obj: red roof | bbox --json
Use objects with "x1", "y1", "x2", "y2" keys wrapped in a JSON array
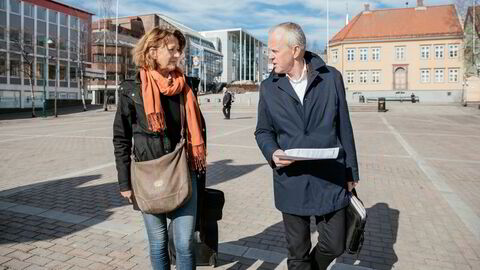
[{"x1": 330, "y1": 5, "x2": 463, "y2": 44}]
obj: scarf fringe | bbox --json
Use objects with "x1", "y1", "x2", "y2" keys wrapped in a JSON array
[
  {"x1": 147, "y1": 112, "x2": 166, "y2": 132},
  {"x1": 189, "y1": 144, "x2": 206, "y2": 171}
]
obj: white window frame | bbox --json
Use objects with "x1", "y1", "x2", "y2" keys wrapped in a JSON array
[
  {"x1": 346, "y1": 71, "x2": 355, "y2": 84},
  {"x1": 434, "y1": 45, "x2": 444, "y2": 59},
  {"x1": 395, "y1": 46, "x2": 406, "y2": 61},
  {"x1": 420, "y1": 45, "x2": 430, "y2": 60},
  {"x1": 371, "y1": 47, "x2": 380, "y2": 61},
  {"x1": 448, "y1": 68, "x2": 459, "y2": 82},
  {"x1": 448, "y1": 44, "x2": 459, "y2": 58},
  {"x1": 359, "y1": 48, "x2": 368, "y2": 61},
  {"x1": 371, "y1": 70, "x2": 380, "y2": 84},
  {"x1": 331, "y1": 49, "x2": 338, "y2": 63},
  {"x1": 359, "y1": 70, "x2": 368, "y2": 84},
  {"x1": 420, "y1": 69, "x2": 430, "y2": 83},
  {"x1": 434, "y1": 68, "x2": 444, "y2": 83},
  {"x1": 347, "y1": 48, "x2": 355, "y2": 62}
]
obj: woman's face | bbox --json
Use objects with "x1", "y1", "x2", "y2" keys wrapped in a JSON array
[{"x1": 150, "y1": 36, "x2": 181, "y2": 73}]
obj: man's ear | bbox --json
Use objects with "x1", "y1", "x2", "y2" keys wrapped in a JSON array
[{"x1": 292, "y1": 45, "x2": 302, "y2": 59}]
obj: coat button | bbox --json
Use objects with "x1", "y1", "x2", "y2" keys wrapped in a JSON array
[{"x1": 304, "y1": 130, "x2": 309, "y2": 135}]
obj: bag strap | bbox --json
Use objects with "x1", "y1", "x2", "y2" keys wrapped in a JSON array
[{"x1": 179, "y1": 93, "x2": 186, "y2": 139}]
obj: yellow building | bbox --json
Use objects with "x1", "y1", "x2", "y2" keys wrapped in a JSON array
[{"x1": 328, "y1": 1, "x2": 464, "y2": 103}]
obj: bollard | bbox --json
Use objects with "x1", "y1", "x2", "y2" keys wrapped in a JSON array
[{"x1": 378, "y1": 97, "x2": 386, "y2": 112}]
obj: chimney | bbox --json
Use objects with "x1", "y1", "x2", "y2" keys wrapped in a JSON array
[
  {"x1": 415, "y1": 0, "x2": 426, "y2": 10},
  {"x1": 363, "y1": 3, "x2": 371, "y2": 14}
]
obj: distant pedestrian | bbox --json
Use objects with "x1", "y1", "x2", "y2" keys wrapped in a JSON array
[
  {"x1": 222, "y1": 88, "x2": 233, "y2": 119},
  {"x1": 410, "y1": 93, "x2": 416, "y2": 103}
]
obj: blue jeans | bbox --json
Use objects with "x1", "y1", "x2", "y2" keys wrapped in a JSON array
[{"x1": 142, "y1": 172, "x2": 197, "y2": 270}]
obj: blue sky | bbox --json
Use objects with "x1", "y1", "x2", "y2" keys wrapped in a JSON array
[{"x1": 63, "y1": 0, "x2": 455, "y2": 48}]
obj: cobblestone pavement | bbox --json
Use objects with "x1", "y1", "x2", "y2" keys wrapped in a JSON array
[{"x1": 1, "y1": 102, "x2": 480, "y2": 270}]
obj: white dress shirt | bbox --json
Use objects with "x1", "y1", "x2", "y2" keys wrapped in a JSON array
[{"x1": 287, "y1": 60, "x2": 308, "y2": 105}]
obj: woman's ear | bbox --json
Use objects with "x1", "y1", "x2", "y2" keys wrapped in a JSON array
[{"x1": 148, "y1": 47, "x2": 157, "y2": 59}]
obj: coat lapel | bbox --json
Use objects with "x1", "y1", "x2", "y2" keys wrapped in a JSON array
[{"x1": 276, "y1": 76, "x2": 301, "y2": 104}]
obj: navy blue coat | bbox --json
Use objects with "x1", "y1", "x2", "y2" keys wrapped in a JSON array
[{"x1": 255, "y1": 51, "x2": 359, "y2": 216}]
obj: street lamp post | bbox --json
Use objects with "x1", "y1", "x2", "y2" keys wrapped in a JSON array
[{"x1": 43, "y1": 38, "x2": 48, "y2": 118}]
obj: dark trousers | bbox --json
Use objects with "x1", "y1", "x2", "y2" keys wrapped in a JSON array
[
  {"x1": 222, "y1": 105, "x2": 231, "y2": 119},
  {"x1": 282, "y1": 208, "x2": 346, "y2": 270}
]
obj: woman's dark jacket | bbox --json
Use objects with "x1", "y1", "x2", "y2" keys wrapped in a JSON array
[{"x1": 113, "y1": 75, "x2": 206, "y2": 193}]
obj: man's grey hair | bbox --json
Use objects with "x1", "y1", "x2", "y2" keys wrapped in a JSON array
[{"x1": 269, "y1": 22, "x2": 306, "y2": 50}]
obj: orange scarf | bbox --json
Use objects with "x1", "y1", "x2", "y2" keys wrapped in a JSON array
[{"x1": 140, "y1": 68, "x2": 206, "y2": 171}]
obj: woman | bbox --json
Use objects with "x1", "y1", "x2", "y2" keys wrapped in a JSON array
[{"x1": 113, "y1": 27, "x2": 206, "y2": 270}]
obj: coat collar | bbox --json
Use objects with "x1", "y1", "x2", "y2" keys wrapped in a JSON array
[{"x1": 271, "y1": 51, "x2": 326, "y2": 103}]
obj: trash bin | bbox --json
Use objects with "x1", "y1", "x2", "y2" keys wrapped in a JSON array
[
  {"x1": 359, "y1": 95, "x2": 365, "y2": 103},
  {"x1": 378, "y1": 97, "x2": 386, "y2": 112}
]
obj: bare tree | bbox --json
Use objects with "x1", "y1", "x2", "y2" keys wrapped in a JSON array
[
  {"x1": 9, "y1": 30, "x2": 37, "y2": 117},
  {"x1": 98, "y1": 0, "x2": 115, "y2": 111}
]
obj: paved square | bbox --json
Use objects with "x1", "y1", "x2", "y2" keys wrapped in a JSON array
[{"x1": 1, "y1": 102, "x2": 479, "y2": 269}]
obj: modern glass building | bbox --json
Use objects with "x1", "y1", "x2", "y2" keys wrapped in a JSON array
[
  {"x1": 0, "y1": 0, "x2": 93, "y2": 109},
  {"x1": 111, "y1": 14, "x2": 223, "y2": 92},
  {"x1": 200, "y1": 29, "x2": 268, "y2": 83}
]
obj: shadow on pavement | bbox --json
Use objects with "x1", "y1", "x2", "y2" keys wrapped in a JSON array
[
  {"x1": 0, "y1": 174, "x2": 129, "y2": 244},
  {"x1": 0, "y1": 105, "x2": 104, "y2": 121},
  {"x1": 218, "y1": 203, "x2": 399, "y2": 270},
  {"x1": 206, "y1": 159, "x2": 265, "y2": 187}
]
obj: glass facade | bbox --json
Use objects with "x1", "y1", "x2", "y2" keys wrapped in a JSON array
[
  {"x1": 0, "y1": 0, "x2": 92, "y2": 108},
  {"x1": 184, "y1": 35, "x2": 223, "y2": 92}
]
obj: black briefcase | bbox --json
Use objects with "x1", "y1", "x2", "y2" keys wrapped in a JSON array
[{"x1": 345, "y1": 189, "x2": 367, "y2": 255}]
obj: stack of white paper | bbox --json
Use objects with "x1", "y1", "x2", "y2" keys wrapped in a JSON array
[{"x1": 275, "y1": 147, "x2": 340, "y2": 160}]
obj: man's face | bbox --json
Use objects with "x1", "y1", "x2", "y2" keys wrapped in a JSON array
[{"x1": 268, "y1": 29, "x2": 295, "y2": 74}]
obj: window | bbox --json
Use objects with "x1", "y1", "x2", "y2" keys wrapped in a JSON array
[
  {"x1": 37, "y1": 34, "x2": 46, "y2": 47},
  {"x1": 360, "y1": 48, "x2": 368, "y2": 61},
  {"x1": 59, "y1": 64, "x2": 66, "y2": 81},
  {"x1": 331, "y1": 49, "x2": 338, "y2": 63},
  {"x1": 359, "y1": 70, "x2": 368, "y2": 84},
  {"x1": 36, "y1": 59, "x2": 45, "y2": 79},
  {"x1": 0, "y1": 26, "x2": 4, "y2": 40},
  {"x1": 420, "y1": 45, "x2": 430, "y2": 60},
  {"x1": 395, "y1": 46, "x2": 405, "y2": 60},
  {"x1": 346, "y1": 71, "x2": 355, "y2": 84},
  {"x1": 49, "y1": 10, "x2": 57, "y2": 24},
  {"x1": 420, "y1": 69, "x2": 430, "y2": 83},
  {"x1": 372, "y1": 47, "x2": 380, "y2": 61},
  {"x1": 0, "y1": 0, "x2": 5, "y2": 10},
  {"x1": 37, "y1": 7, "x2": 46, "y2": 21},
  {"x1": 9, "y1": 55, "x2": 21, "y2": 77},
  {"x1": 23, "y1": 2, "x2": 33, "y2": 17},
  {"x1": 435, "y1": 45, "x2": 444, "y2": 59},
  {"x1": 371, "y1": 70, "x2": 380, "y2": 84},
  {"x1": 9, "y1": 0, "x2": 20, "y2": 14},
  {"x1": 24, "y1": 31, "x2": 33, "y2": 45},
  {"x1": 0, "y1": 52, "x2": 6, "y2": 76},
  {"x1": 448, "y1": 68, "x2": 459, "y2": 82},
  {"x1": 434, "y1": 68, "x2": 444, "y2": 82},
  {"x1": 347, "y1": 48, "x2": 355, "y2": 61},
  {"x1": 9, "y1": 28, "x2": 19, "y2": 42},
  {"x1": 60, "y1": 13, "x2": 67, "y2": 26},
  {"x1": 48, "y1": 64, "x2": 56, "y2": 80},
  {"x1": 70, "y1": 67, "x2": 77, "y2": 82},
  {"x1": 70, "y1": 16, "x2": 78, "y2": 29},
  {"x1": 448, "y1": 44, "x2": 459, "y2": 58}
]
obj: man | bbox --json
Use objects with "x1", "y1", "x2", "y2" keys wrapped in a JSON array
[
  {"x1": 255, "y1": 22, "x2": 359, "y2": 270},
  {"x1": 222, "y1": 88, "x2": 233, "y2": 119}
]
